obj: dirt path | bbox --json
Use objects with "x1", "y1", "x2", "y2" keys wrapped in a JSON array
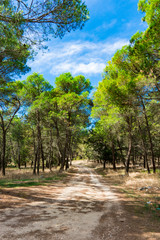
[{"x1": 0, "y1": 161, "x2": 159, "y2": 240}]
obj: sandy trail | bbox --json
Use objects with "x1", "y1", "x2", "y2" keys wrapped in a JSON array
[{"x1": 0, "y1": 161, "x2": 157, "y2": 240}]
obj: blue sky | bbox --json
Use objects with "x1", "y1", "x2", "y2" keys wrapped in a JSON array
[{"x1": 22, "y1": 0, "x2": 148, "y2": 88}]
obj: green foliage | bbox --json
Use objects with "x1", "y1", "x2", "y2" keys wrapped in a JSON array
[
  {"x1": 55, "y1": 73, "x2": 92, "y2": 94},
  {"x1": 21, "y1": 73, "x2": 53, "y2": 105},
  {"x1": 1, "y1": 0, "x2": 160, "y2": 177},
  {"x1": 0, "y1": 0, "x2": 89, "y2": 42},
  {"x1": 0, "y1": 0, "x2": 90, "y2": 175},
  {"x1": 0, "y1": 81, "x2": 21, "y2": 128},
  {"x1": 0, "y1": 1, "x2": 31, "y2": 82},
  {"x1": 87, "y1": 126, "x2": 113, "y2": 163},
  {"x1": 0, "y1": 0, "x2": 89, "y2": 85},
  {"x1": 138, "y1": 0, "x2": 160, "y2": 26},
  {"x1": 90, "y1": 0, "x2": 160, "y2": 173}
]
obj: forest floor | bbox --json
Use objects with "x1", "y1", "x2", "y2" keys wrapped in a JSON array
[{"x1": 0, "y1": 160, "x2": 160, "y2": 240}]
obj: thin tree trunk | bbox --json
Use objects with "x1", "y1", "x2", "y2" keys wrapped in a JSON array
[
  {"x1": 117, "y1": 139, "x2": 126, "y2": 167},
  {"x1": 49, "y1": 129, "x2": 53, "y2": 171},
  {"x1": 36, "y1": 111, "x2": 41, "y2": 175},
  {"x1": 125, "y1": 117, "x2": 132, "y2": 175},
  {"x1": 32, "y1": 128, "x2": 36, "y2": 170},
  {"x1": 59, "y1": 130, "x2": 69, "y2": 171},
  {"x1": 158, "y1": 156, "x2": 160, "y2": 169},
  {"x1": 18, "y1": 142, "x2": 21, "y2": 169},
  {"x1": 2, "y1": 129, "x2": 6, "y2": 176},
  {"x1": 140, "y1": 97, "x2": 156, "y2": 173},
  {"x1": 0, "y1": 155, "x2": 1, "y2": 171},
  {"x1": 143, "y1": 155, "x2": 146, "y2": 168},
  {"x1": 46, "y1": 159, "x2": 49, "y2": 168},
  {"x1": 33, "y1": 147, "x2": 37, "y2": 175},
  {"x1": 146, "y1": 155, "x2": 150, "y2": 174},
  {"x1": 65, "y1": 157, "x2": 69, "y2": 170},
  {"x1": 41, "y1": 143, "x2": 45, "y2": 172},
  {"x1": 69, "y1": 149, "x2": 73, "y2": 166},
  {"x1": 59, "y1": 155, "x2": 65, "y2": 171},
  {"x1": 9, "y1": 138, "x2": 16, "y2": 164},
  {"x1": 0, "y1": 99, "x2": 20, "y2": 176},
  {"x1": 60, "y1": 134, "x2": 68, "y2": 172},
  {"x1": 49, "y1": 159, "x2": 52, "y2": 171},
  {"x1": 36, "y1": 148, "x2": 40, "y2": 174},
  {"x1": 112, "y1": 142, "x2": 116, "y2": 170},
  {"x1": 132, "y1": 147, "x2": 135, "y2": 166},
  {"x1": 54, "y1": 120, "x2": 64, "y2": 170},
  {"x1": 103, "y1": 160, "x2": 106, "y2": 170},
  {"x1": 125, "y1": 138, "x2": 132, "y2": 174},
  {"x1": 138, "y1": 120, "x2": 150, "y2": 174}
]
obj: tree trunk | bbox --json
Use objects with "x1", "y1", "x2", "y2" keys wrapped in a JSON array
[
  {"x1": 18, "y1": 142, "x2": 21, "y2": 169},
  {"x1": 158, "y1": 157, "x2": 160, "y2": 169},
  {"x1": 37, "y1": 150, "x2": 40, "y2": 175},
  {"x1": 132, "y1": 147, "x2": 135, "y2": 166},
  {"x1": 140, "y1": 97, "x2": 156, "y2": 173},
  {"x1": 112, "y1": 142, "x2": 116, "y2": 170},
  {"x1": 103, "y1": 160, "x2": 106, "y2": 170},
  {"x1": 33, "y1": 148, "x2": 37, "y2": 175},
  {"x1": 9, "y1": 138, "x2": 16, "y2": 164},
  {"x1": 54, "y1": 120, "x2": 64, "y2": 170},
  {"x1": 2, "y1": 130, "x2": 6, "y2": 176},
  {"x1": 138, "y1": 120, "x2": 150, "y2": 174},
  {"x1": 60, "y1": 129, "x2": 70, "y2": 171},
  {"x1": 46, "y1": 160, "x2": 49, "y2": 168},
  {"x1": 59, "y1": 156, "x2": 65, "y2": 172},
  {"x1": 125, "y1": 138, "x2": 132, "y2": 174},
  {"x1": 146, "y1": 155, "x2": 150, "y2": 174},
  {"x1": 69, "y1": 149, "x2": 73, "y2": 166},
  {"x1": 32, "y1": 129, "x2": 36, "y2": 172},
  {"x1": 0, "y1": 155, "x2": 1, "y2": 171},
  {"x1": 125, "y1": 117, "x2": 132, "y2": 175},
  {"x1": 49, "y1": 129, "x2": 53, "y2": 171},
  {"x1": 0, "y1": 100, "x2": 20, "y2": 175},
  {"x1": 65, "y1": 157, "x2": 69, "y2": 170},
  {"x1": 36, "y1": 111, "x2": 41, "y2": 175},
  {"x1": 49, "y1": 159, "x2": 52, "y2": 171},
  {"x1": 41, "y1": 143, "x2": 45, "y2": 172},
  {"x1": 143, "y1": 155, "x2": 146, "y2": 168},
  {"x1": 117, "y1": 139, "x2": 126, "y2": 167}
]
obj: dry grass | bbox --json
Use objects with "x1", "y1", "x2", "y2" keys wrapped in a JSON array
[
  {"x1": 94, "y1": 164, "x2": 160, "y2": 219},
  {"x1": 124, "y1": 171, "x2": 160, "y2": 190},
  {"x1": 0, "y1": 167, "x2": 59, "y2": 180},
  {"x1": 0, "y1": 167, "x2": 68, "y2": 188}
]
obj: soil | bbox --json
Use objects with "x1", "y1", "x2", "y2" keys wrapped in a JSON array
[{"x1": 0, "y1": 160, "x2": 159, "y2": 240}]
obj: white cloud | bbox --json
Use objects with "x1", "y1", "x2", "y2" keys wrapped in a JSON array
[
  {"x1": 74, "y1": 62, "x2": 106, "y2": 74},
  {"x1": 29, "y1": 38, "x2": 129, "y2": 76},
  {"x1": 96, "y1": 19, "x2": 117, "y2": 32},
  {"x1": 51, "y1": 62, "x2": 106, "y2": 75},
  {"x1": 102, "y1": 39, "x2": 129, "y2": 54}
]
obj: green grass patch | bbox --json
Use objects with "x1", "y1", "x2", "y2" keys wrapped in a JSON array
[
  {"x1": 4, "y1": 181, "x2": 43, "y2": 188},
  {"x1": 95, "y1": 168, "x2": 107, "y2": 176},
  {"x1": 0, "y1": 179, "x2": 41, "y2": 188},
  {"x1": 140, "y1": 169, "x2": 160, "y2": 174},
  {"x1": 0, "y1": 173, "x2": 67, "y2": 188},
  {"x1": 120, "y1": 188, "x2": 138, "y2": 198},
  {"x1": 143, "y1": 202, "x2": 160, "y2": 221},
  {"x1": 44, "y1": 174, "x2": 67, "y2": 181}
]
